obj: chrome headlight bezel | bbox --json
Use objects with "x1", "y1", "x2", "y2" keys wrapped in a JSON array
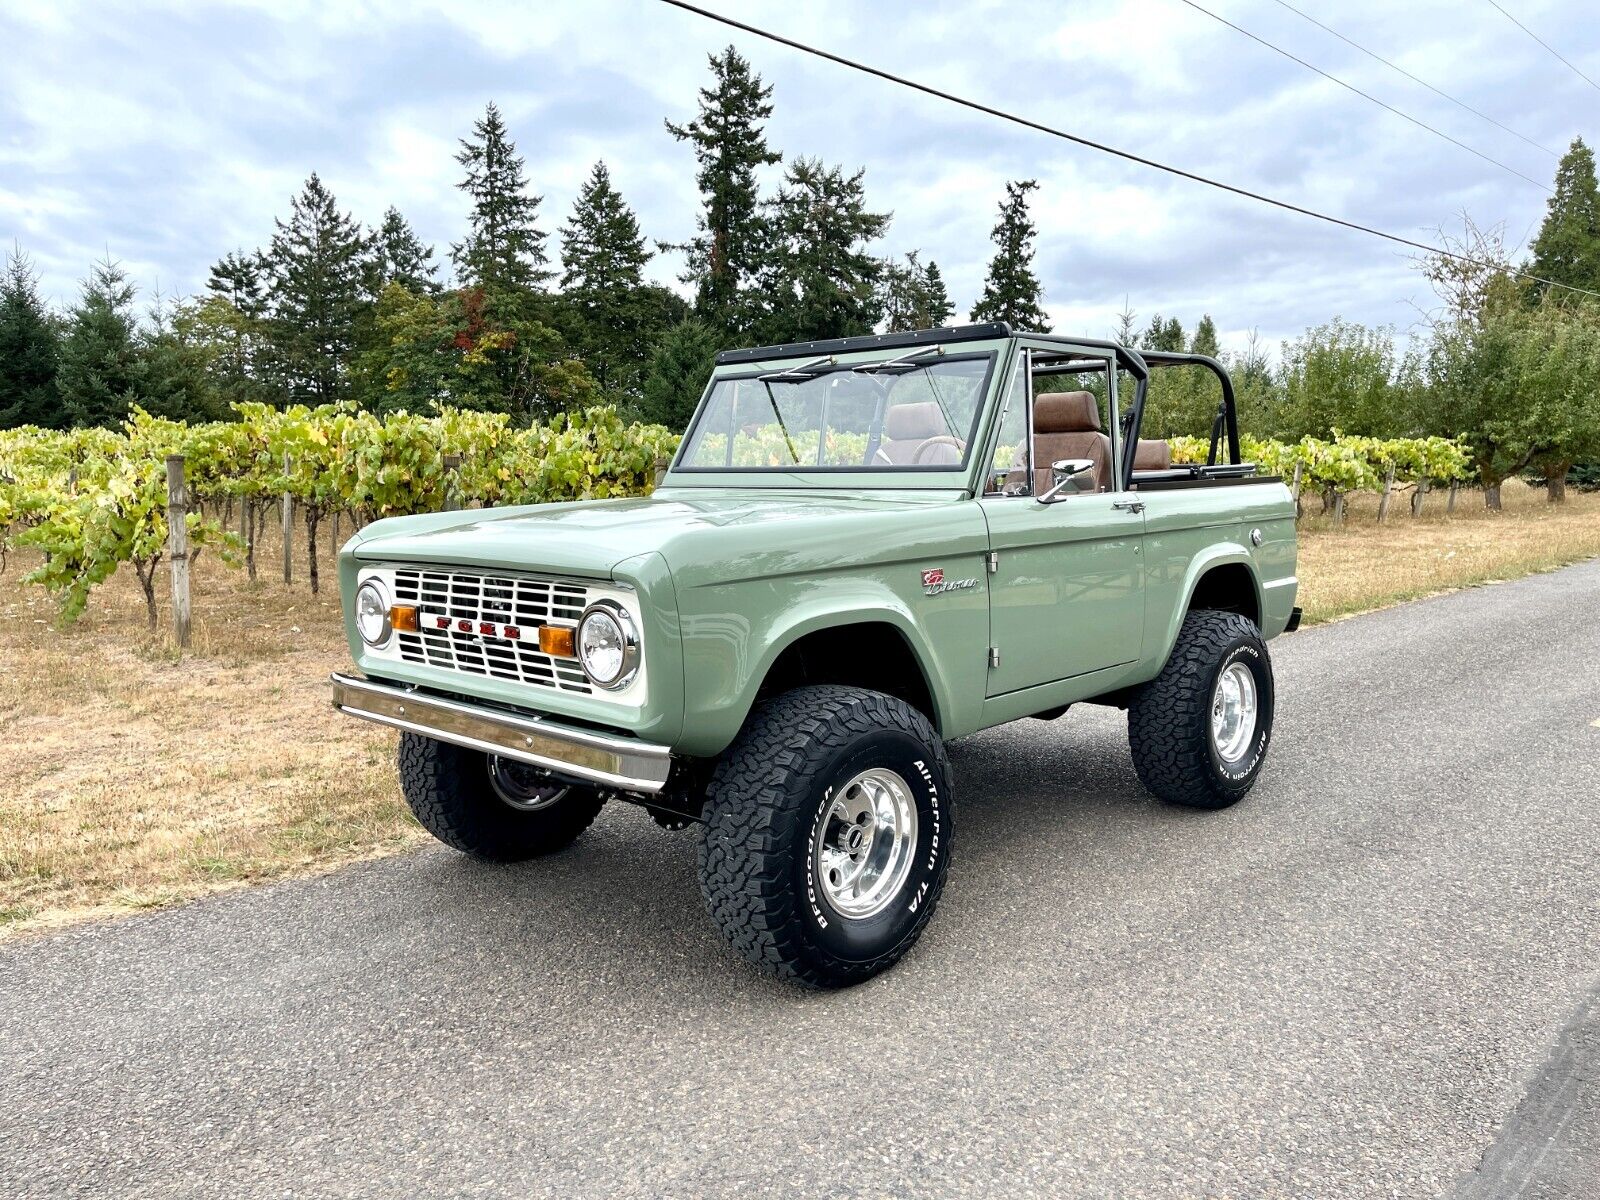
[
  {"x1": 576, "y1": 600, "x2": 640, "y2": 690},
  {"x1": 355, "y1": 579, "x2": 392, "y2": 647}
]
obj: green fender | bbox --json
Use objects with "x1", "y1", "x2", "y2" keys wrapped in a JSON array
[
  {"x1": 676, "y1": 592, "x2": 966, "y2": 758},
  {"x1": 1151, "y1": 543, "x2": 1263, "y2": 668}
]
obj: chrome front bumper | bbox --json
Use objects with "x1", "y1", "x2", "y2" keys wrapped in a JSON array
[{"x1": 329, "y1": 673, "x2": 672, "y2": 793}]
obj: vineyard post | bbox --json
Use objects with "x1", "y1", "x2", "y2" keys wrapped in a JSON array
[
  {"x1": 1376, "y1": 464, "x2": 1396, "y2": 523},
  {"x1": 1331, "y1": 492, "x2": 1345, "y2": 525},
  {"x1": 165, "y1": 455, "x2": 191, "y2": 649},
  {"x1": 1412, "y1": 477, "x2": 1429, "y2": 517},
  {"x1": 1290, "y1": 461, "x2": 1303, "y2": 520},
  {"x1": 281, "y1": 452, "x2": 293, "y2": 585},
  {"x1": 1447, "y1": 482, "x2": 1459, "y2": 514},
  {"x1": 331, "y1": 509, "x2": 341, "y2": 547},
  {"x1": 442, "y1": 453, "x2": 461, "y2": 512},
  {"x1": 68, "y1": 467, "x2": 78, "y2": 494}
]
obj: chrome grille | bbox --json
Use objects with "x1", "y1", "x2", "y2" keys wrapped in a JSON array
[{"x1": 391, "y1": 567, "x2": 594, "y2": 693}]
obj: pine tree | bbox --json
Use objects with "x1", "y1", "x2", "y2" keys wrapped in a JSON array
[
  {"x1": 0, "y1": 247, "x2": 63, "y2": 428},
  {"x1": 1529, "y1": 138, "x2": 1600, "y2": 298},
  {"x1": 1142, "y1": 314, "x2": 1186, "y2": 352},
  {"x1": 203, "y1": 249, "x2": 271, "y2": 406},
  {"x1": 368, "y1": 207, "x2": 438, "y2": 295},
  {"x1": 665, "y1": 46, "x2": 782, "y2": 334},
  {"x1": 264, "y1": 173, "x2": 368, "y2": 403},
  {"x1": 638, "y1": 319, "x2": 720, "y2": 431},
  {"x1": 758, "y1": 158, "x2": 889, "y2": 344},
  {"x1": 134, "y1": 292, "x2": 225, "y2": 422},
  {"x1": 880, "y1": 251, "x2": 955, "y2": 332},
  {"x1": 1113, "y1": 299, "x2": 1138, "y2": 346},
  {"x1": 451, "y1": 103, "x2": 551, "y2": 294},
  {"x1": 921, "y1": 260, "x2": 955, "y2": 327},
  {"x1": 57, "y1": 256, "x2": 139, "y2": 428},
  {"x1": 1191, "y1": 314, "x2": 1220, "y2": 358},
  {"x1": 970, "y1": 180, "x2": 1048, "y2": 329},
  {"x1": 559, "y1": 161, "x2": 662, "y2": 394}
]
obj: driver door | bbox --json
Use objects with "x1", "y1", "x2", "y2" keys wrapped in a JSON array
[{"x1": 979, "y1": 349, "x2": 1145, "y2": 698}]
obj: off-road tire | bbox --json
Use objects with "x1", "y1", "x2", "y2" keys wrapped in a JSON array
[
  {"x1": 1128, "y1": 610, "x2": 1275, "y2": 810},
  {"x1": 698, "y1": 686, "x2": 952, "y2": 989},
  {"x1": 397, "y1": 733, "x2": 606, "y2": 861}
]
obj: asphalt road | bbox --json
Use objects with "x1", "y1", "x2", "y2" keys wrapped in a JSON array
[{"x1": 4, "y1": 561, "x2": 1599, "y2": 1198}]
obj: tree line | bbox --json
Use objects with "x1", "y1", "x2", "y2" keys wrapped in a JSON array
[
  {"x1": 1, "y1": 47, "x2": 1597, "y2": 503},
  {"x1": 0, "y1": 47, "x2": 1039, "y2": 437}
]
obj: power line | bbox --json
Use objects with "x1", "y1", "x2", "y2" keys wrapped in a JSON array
[
  {"x1": 1267, "y1": 0, "x2": 1557, "y2": 158},
  {"x1": 1178, "y1": 0, "x2": 1550, "y2": 192},
  {"x1": 653, "y1": 0, "x2": 1598, "y2": 300},
  {"x1": 1485, "y1": 0, "x2": 1600, "y2": 95}
]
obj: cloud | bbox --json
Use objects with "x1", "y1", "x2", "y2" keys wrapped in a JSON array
[{"x1": 0, "y1": 0, "x2": 1591, "y2": 353}]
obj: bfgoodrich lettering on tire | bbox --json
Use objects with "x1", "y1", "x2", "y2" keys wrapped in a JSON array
[
  {"x1": 1128, "y1": 609, "x2": 1275, "y2": 809},
  {"x1": 697, "y1": 685, "x2": 952, "y2": 989}
]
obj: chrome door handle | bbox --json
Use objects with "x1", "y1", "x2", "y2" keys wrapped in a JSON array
[{"x1": 1112, "y1": 499, "x2": 1145, "y2": 514}]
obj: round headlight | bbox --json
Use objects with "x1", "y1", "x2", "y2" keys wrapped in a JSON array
[
  {"x1": 577, "y1": 601, "x2": 639, "y2": 689},
  {"x1": 355, "y1": 580, "x2": 392, "y2": 646}
]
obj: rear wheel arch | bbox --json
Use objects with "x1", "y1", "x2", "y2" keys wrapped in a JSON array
[{"x1": 1186, "y1": 559, "x2": 1262, "y2": 627}]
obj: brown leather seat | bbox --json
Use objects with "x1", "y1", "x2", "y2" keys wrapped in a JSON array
[
  {"x1": 1133, "y1": 438, "x2": 1171, "y2": 471},
  {"x1": 875, "y1": 401, "x2": 962, "y2": 465},
  {"x1": 1031, "y1": 391, "x2": 1111, "y2": 494}
]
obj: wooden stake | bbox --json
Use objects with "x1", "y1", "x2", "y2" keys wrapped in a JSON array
[
  {"x1": 1332, "y1": 492, "x2": 1345, "y2": 525},
  {"x1": 281, "y1": 453, "x2": 294, "y2": 585},
  {"x1": 1447, "y1": 481, "x2": 1459, "y2": 514},
  {"x1": 1412, "y1": 477, "x2": 1429, "y2": 517},
  {"x1": 165, "y1": 455, "x2": 191, "y2": 649},
  {"x1": 1376, "y1": 464, "x2": 1396, "y2": 523},
  {"x1": 442, "y1": 453, "x2": 462, "y2": 512}
]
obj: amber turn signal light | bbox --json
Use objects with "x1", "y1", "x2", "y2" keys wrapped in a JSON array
[
  {"x1": 539, "y1": 625, "x2": 576, "y2": 657},
  {"x1": 390, "y1": 604, "x2": 419, "y2": 633}
]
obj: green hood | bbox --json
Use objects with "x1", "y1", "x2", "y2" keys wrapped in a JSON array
[{"x1": 350, "y1": 488, "x2": 973, "y2": 580}]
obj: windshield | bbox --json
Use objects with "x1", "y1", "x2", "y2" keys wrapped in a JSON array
[{"x1": 675, "y1": 352, "x2": 994, "y2": 472}]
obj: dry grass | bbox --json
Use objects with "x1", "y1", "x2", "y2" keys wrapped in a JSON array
[
  {"x1": 0, "y1": 522, "x2": 425, "y2": 939},
  {"x1": 1, "y1": 480, "x2": 1596, "y2": 938},
  {"x1": 1296, "y1": 479, "x2": 1600, "y2": 624}
]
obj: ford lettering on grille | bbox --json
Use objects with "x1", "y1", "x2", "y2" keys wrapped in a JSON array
[{"x1": 391, "y1": 568, "x2": 592, "y2": 693}]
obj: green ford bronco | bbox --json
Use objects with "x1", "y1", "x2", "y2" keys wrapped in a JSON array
[{"x1": 332, "y1": 323, "x2": 1300, "y2": 988}]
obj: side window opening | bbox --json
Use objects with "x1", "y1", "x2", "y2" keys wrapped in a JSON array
[
  {"x1": 983, "y1": 356, "x2": 1032, "y2": 496},
  {"x1": 1030, "y1": 356, "x2": 1116, "y2": 495}
]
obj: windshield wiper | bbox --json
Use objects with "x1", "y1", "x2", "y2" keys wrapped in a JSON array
[
  {"x1": 757, "y1": 355, "x2": 834, "y2": 383},
  {"x1": 851, "y1": 346, "x2": 946, "y2": 375}
]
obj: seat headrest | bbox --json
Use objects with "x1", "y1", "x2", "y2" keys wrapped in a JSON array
[
  {"x1": 1034, "y1": 391, "x2": 1101, "y2": 433},
  {"x1": 884, "y1": 401, "x2": 946, "y2": 441},
  {"x1": 1134, "y1": 439, "x2": 1171, "y2": 470}
]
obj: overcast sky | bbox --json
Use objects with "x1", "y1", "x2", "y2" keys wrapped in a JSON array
[{"x1": 2, "y1": 0, "x2": 1594, "y2": 354}]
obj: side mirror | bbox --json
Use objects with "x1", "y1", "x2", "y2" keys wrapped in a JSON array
[{"x1": 1036, "y1": 458, "x2": 1096, "y2": 504}]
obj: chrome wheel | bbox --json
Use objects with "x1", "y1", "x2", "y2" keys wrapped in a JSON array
[
  {"x1": 1210, "y1": 662, "x2": 1259, "y2": 763},
  {"x1": 814, "y1": 768, "x2": 918, "y2": 920},
  {"x1": 487, "y1": 756, "x2": 570, "y2": 812}
]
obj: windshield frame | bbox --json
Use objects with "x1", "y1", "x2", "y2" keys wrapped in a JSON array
[{"x1": 667, "y1": 346, "x2": 1002, "y2": 485}]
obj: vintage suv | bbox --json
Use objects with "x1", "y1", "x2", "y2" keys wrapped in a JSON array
[{"x1": 332, "y1": 323, "x2": 1299, "y2": 988}]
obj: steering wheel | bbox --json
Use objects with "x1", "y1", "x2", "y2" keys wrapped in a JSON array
[{"x1": 911, "y1": 436, "x2": 964, "y2": 465}]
